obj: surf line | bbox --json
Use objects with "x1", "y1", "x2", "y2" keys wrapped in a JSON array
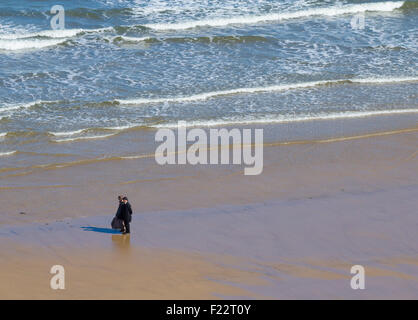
[
  {"x1": 3, "y1": 127, "x2": 416, "y2": 178},
  {"x1": 121, "y1": 126, "x2": 418, "y2": 161}
]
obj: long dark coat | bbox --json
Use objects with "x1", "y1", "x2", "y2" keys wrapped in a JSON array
[{"x1": 119, "y1": 203, "x2": 132, "y2": 222}]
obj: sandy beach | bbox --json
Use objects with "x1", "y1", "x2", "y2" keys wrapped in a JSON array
[{"x1": 1, "y1": 114, "x2": 417, "y2": 299}]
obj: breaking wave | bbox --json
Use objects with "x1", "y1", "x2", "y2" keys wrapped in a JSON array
[
  {"x1": 152, "y1": 109, "x2": 418, "y2": 128},
  {"x1": 116, "y1": 77, "x2": 418, "y2": 106},
  {"x1": 144, "y1": 1, "x2": 405, "y2": 30}
]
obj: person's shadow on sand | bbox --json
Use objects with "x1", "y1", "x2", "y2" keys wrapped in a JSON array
[{"x1": 81, "y1": 226, "x2": 121, "y2": 234}]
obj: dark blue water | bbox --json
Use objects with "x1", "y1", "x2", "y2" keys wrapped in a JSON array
[{"x1": 0, "y1": 0, "x2": 417, "y2": 153}]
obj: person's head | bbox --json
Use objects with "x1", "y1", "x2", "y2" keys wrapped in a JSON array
[{"x1": 122, "y1": 196, "x2": 128, "y2": 204}]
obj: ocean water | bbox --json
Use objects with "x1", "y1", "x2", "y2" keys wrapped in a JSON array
[{"x1": 0, "y1": 0, "x2": 417, "y2": 164}]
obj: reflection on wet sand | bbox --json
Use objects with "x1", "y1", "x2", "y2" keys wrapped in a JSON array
[{"x1": 111, "y1": 234, "x2": 131, "y2": 255}]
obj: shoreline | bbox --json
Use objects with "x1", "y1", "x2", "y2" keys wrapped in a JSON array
[
  {"x1": 1, "y1": 126, "x2": 416, "y2": 186},
  {"x1": 1, "y1": 112, "x2": 417, "y2": 180}
]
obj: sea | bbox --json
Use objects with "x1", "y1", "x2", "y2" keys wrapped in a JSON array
[{"x1": 0, "y1": 0, "x2": 417, "y2": 169}]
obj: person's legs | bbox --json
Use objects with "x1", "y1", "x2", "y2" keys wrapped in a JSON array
[{"x1": 123, "y1": 220, "x2": 130, "y2": 234}]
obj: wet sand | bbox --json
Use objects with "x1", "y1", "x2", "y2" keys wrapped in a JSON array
[{"x1": 0, "y1": 116, "x2": 417, "y2": 299}]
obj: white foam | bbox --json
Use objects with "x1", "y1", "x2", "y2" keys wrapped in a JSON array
[
  {"x1": 117, "y1": 81, "x2": 332, "y2": 105},
  {"x1": 0, "y1": 27, "x2": 112, "y2": 40},
  {"x1": 0, "y1": 132, "x2": 7, "y2": 138},
  {"x1": 49, "y1": 129, "x2": 86, "y2": 137},
  {"x1": 53, "y1": 133, "x2": 116, "y2": 143},
  {"x1": 0, "y1": 38, "x2": 67, "y2": 50},
  {"x1": 49, "y1": 124, "x2": 137, "y2": 139},
  {"x1": 153, "y1": 109, "x2": 418, "y2": 128},
  {"x1": 117, "y1": 36, "x2": 150, "y2": 42},
  {"x1": 0, "y1": 151, "x2": 16, "y2": 157},
  {"x1": 50, "y1": 124, "x2": 137, "y2": 137},
  {"x1": 145, "y1": 1, "x2": 405, "y2": 30},
  {"x1": 0, "y1": 100, "x2": 50, "y2": 114},
  {"x1": 0, "y1": 101, "x2": 42, "y2": 113},
  {"x1": 354, "y1": 77, "x2": 418, "y2": 84},
  {"x1": 116, "y1": 77, "x2": 418, "y2": 106},
  {"x1": 0, "y1": 29, "x2": 83, "y2": 40},
  {"x1": 103, "y1": 124, "x2": 136, "y2": 130}
]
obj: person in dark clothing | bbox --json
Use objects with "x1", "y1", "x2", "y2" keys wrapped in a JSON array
[
  {"x1": 120, "y1": 197, "x2": 132, "y2": 234},
  {"x1": 111, "y1": 195, "x2": 125, "y2": 230},
  {"x1": 115, "y1": 195, "x2": 123, "y2": 219},
  {"x1": 126, "y1": 199, "x2": 133, "y2": 222}
]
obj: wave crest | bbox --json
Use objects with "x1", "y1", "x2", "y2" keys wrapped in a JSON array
[
  {"x1": 0, "y1": 151, "x2": 16, "y2": 157},
  {"x1": 144, "y1": 1, "x2": 405, "y2": 30},
  {"x1": 0, "y1": 38, "x2": 69, "y2": 50},
  {"x1": 116, "y1": 77, "x2": 418, "y2": 106},
  {"x1": 0, "y1": 101, "x2": 56, "y2": 114},
  {"x1": 0, "y1": 29, "x2": 83, "y2": 40},
  {"x1": 152, "y1": 109, "x2": 418, "y2": 128},
  {"x1": 52, "y1": 133, "x2": 117, "y2": 143}
]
